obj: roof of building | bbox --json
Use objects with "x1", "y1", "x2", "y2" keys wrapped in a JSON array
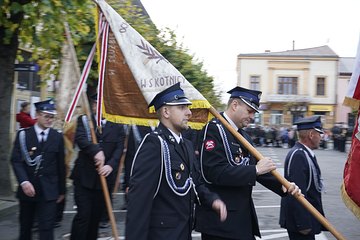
[
  {"x1": 238, "y1": 45, "x2": 339, "y2": 58},
  {"x1": 338, "y1": 57, "x2": 355, "y2": 74}
]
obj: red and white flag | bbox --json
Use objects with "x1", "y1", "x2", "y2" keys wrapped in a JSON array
[
  {"x1": 342, "y1": 35, "x2": 360, "y2": 220},
  {"x1": 344, "y1": 36, "x2": 360, "y2": 108},
  {"x1": 55, "y1": 23, "x2": 86, "y2": 176},
  {"x1": 341, "y1": 111, "x2": 360, "y2": 220}
]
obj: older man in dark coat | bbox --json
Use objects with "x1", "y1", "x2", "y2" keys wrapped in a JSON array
[
  {"x1": 280, "y1": 116, "x2": 326, "y2": 240},
  {"x1": 195, "y1": 87, "x2": 300, "y2": 240}
]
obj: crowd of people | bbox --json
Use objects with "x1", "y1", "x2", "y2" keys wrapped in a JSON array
[
  {"x1": 331, "y1": 123, "x2": 352, "y2": 152},
  {"x1": 244, "y1": 125, "x2": 297, "y2": 148},
  {"x1": 244, "y1": 124, "x2": 334, "y2": 151},
  {"x1": 12, "y1": 83, "x2": 333, "y2": 240}
]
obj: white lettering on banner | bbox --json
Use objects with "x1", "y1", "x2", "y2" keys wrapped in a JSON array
[
  {"x1": 139, "y1": 76, "x2": 185, "y2": 88},
  {"x1": 107, "y1": 35, "x2": 117, "y2": 63}
]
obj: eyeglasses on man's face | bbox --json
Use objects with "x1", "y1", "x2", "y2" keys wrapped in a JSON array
[{"x1": 40, "y1": 113, "x2": 55, "y2": 120}]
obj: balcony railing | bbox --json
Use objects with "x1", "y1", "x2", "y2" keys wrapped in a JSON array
[{"x1": 265, "y1": 94, "x2": 311, "y2": 103}]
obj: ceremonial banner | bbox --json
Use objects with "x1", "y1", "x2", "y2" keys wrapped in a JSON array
[
  {"x1": 85, "y1": 2, "x2": 348, "y2": 237},
  {"x1": 95, "y1": 0, "x2": 212, "y2": 129},
  {"x1": 341, "y1": 35, "x2": 360, "y2": 220},
  {"x1": 55, "y1": 23, "x2": 85, "y2": 175}
]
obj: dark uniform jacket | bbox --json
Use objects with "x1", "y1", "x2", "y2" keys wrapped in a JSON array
[
  {"x1": 70, "y1": 115, "x2": 125, "y2": 189},
  {"x1": 280, "y1": 142, "x2": 325, "y2": 234},
  {"x1": 126, "y1": 123, "x2": 218, "y2": 240},
  {"x1": 195, "y1": 116, "x2": 285, "y2": 240},
  {"x1": 124, "y1": 125, "x2": 153, "y2": 190},
  {"x1": 11, "y1": 126, "x2": 66, "y2": 201}
]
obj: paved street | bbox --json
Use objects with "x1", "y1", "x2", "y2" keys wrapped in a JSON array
[{"x1": 0, "y1": 146, "x2": 359, "y2": 239}]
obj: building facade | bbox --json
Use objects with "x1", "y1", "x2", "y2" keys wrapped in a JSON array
[
  {"x1": 337, "y1": 57, "x2": 356, "y2": 128},
  {"x1": 236, "y1": 45, "x2": 345, "y2": 130}
]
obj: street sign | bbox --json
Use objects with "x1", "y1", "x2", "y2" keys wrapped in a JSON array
[{"x1": 14, "y1": 63, "x2": 39, "y2": 72}]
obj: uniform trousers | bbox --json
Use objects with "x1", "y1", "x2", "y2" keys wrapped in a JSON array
[
  {"x1": 19, "y1": 198, "x2": 56, "y2": 240},
  {"x1": 287, "y1": 231, "x2": 315, "y2": 240},
  {"x1": 70, "y1": 183, "x2": 105, "y2": 240}
]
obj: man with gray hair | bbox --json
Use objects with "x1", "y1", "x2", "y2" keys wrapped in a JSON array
[{"x1": 280, "y1": 115, "x2": 326, "y2": 240}]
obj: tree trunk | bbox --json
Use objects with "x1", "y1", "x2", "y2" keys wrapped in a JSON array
[{"x1": 0, "y1": 8, "x2": 23, "y2": 196}]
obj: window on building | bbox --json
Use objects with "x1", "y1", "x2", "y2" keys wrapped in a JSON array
[
  {"x1": 270, "y1": 110, "x2": 283, "y2": 125},
  {"x1": 250, "y1": 75, "x2": 260, "y2": 91},
  {"x1": 16, "y1": 50, "x2": 41, "y2": 92},
  {"x1": 316, "y1": 77, "x2": 325, "y2": 96},
  {"x1": 17, "y1": 72, "x2": 41, "y2": 92},
  {"x1": 278, "y1": 77, "x2": 297, "y2": 94}
]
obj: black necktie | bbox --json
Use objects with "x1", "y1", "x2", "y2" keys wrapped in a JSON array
[
  {"x1": 180, "y1": 139, "x2": 189, "y2": 161},
  {"x1": 40, "y1": 131, "x2": 45, "y2": 149}
]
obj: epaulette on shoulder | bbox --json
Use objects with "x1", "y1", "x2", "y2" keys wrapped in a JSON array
[
  {"x1": 152, "y1": 128, "x2": 164, "y2": 135},
  {"x1": 210, "y1": 118, "x2": 220, "y2": 124},
  {"x1": 148, "y1": 131, "x2": 161, "y2": 140}
]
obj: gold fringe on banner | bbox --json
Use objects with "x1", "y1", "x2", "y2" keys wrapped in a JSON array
[
  {"x1": 341, "y1": 183, "x2": 360, "y2": 220},
  {"x1": 103, "y1": 104, "x2": 214, "y2": 130}
]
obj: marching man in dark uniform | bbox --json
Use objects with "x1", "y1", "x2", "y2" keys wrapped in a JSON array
[
  {"x1": 195, "y1": 86, "x2": 301, "y2": 240},
  {"x1": 126, "y1": 83, "x2": 227, "y2": 240},
  {"x1": 280, "y1": 116, "x2": 326, "y2": 240},
  {"x1": 11, "y1": 99, "x2": 66, "y2": 240},
  {"x1": 69, "y1": 94, "x2": 125, "y2": 240}
]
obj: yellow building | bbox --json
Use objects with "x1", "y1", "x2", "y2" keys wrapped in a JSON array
[{"x1": 236, "y1": 45, "x2": 339, "y2": 129}]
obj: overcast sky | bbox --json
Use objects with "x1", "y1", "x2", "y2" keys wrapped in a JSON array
[{"x1": 141, "y1": 0, "x2": 360, "y2": 102}]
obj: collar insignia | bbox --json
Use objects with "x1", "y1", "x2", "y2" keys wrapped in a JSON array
[{"x1": 169, "y1": 135, "x2": 175, "y2": 142}]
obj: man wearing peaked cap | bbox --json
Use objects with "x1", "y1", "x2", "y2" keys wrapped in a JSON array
[
  {"x1": 195, "y1": 86, "x2": 301, "y2": 240},
  {"x1": 294, "y1": 115, "x2": 324, "y2": 134},
  {"x1": 148, "y1": 82, "x2": 192, "y2": 111},
  {"x1": 227, "y1": 86, "x2": 262, "y2": 112},
  {"x1": 280, "y1": 115, "x2": 326, "y2": 239},
  {"x1": 34, "y1": 99, "x2": 67, "y2": 227},
  {"x1": 126, "y1": 83, "x2": 227, "y2": 240},
  {"x1": 34, "y1": 99, "x2": 57, "y2": 115},
  {"x1": 11, "y1": 99, "x2": 65, "y2": 240}
]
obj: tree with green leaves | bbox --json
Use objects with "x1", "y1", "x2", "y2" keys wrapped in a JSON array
[{"x1": 0, "y1": 0, "x2": 94, "y2": 195}]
